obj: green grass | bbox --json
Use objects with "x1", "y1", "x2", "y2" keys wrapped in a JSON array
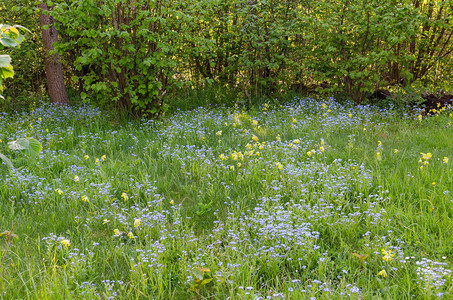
[{"x1": 0, "y1": 98, "x2": 453, "y2": 299}]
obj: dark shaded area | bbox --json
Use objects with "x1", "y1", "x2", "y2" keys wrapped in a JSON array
[
  {"x1": 421, "y1": 92, "x2": 453, "y2": 113},
  {"x1": 368, "y1": 89, "x2": 393, "y2": 102}
]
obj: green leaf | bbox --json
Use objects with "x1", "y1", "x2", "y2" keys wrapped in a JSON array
[
  {"x1": 7, "y1": 137, "x2": 42, "y2": 157},
  {"x1": 0, "y1": 36, "x2": 18, "y2": 47},
  {"x1": 0, "y1": 153, "x2": 14, "y2": 169},
  {"x1": 0, "y1": 65, "x2": 14, "y2": 79},
  {"x1": 0, "y1": 55, "x2": 12, "y2": 68},
  {"x1": 192, "y1": 267, "x2": 204, "y2": 280}
]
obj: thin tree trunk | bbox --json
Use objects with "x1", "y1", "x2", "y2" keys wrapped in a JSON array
[{"x1": 38, "y1": 3, "x2": 69, "y2": 105}]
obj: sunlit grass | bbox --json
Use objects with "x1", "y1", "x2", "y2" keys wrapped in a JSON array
[{"x1": 0, "y1": 98, "x2": 452, "y2": 299}]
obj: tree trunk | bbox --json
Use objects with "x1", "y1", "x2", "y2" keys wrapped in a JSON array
[{"x1": 38, "y1": 3, "x2": 69, "y2": 105}]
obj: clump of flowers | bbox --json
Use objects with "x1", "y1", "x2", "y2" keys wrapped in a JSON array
[
  {"x1": 60, "y1": 239, "x2": 71, "y2": 247},
  {"x1": 382, "y1": 248, "x2": 395, "y2": 262},
  {"x1": 121, "y1": 192, "x2": 129, "y2": 201},
  {"x1": 378, "y1": 269, "x2": 388, "y2": 277},
  {"x1": 419, "y1": 152, "x2": 432, "y2": 167}
]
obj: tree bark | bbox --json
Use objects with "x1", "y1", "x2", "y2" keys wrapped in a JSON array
[{"x1": 38, "y1": 3, "x2": 69, "y2": 105}]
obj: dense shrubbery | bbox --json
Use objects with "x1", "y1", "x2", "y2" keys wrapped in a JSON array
[{"x1": 2, "y1": 0, "x2": 452, "y2": 111}]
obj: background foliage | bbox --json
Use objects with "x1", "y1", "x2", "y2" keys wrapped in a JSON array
[{"x1": 2, "y1": 0, "x2": 453, "y2": 111}]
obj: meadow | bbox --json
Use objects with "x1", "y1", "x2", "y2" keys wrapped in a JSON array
[{"x1": 0, "y1": 97, "x2": 452, "y2": 299}]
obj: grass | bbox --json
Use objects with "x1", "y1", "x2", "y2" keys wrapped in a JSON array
[{"x1": 0, "y1": 97, "x2": 453, "y2": 299}]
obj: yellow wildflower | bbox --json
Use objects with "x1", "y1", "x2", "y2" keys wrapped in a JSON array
[
  {"x1": 275, "y1": 162, "x2": 283, "y2": 170},
  {"x1": 216, "y1": 130, "x2": 222, "y2": 136},
  {"x1": 114, "y1": 229, "x2": 121, "y2": 236},
  {"x1": 381, "y1": 249, "x2": 394, "y2": 262},
  {"x1": 443, "y1": 157, "x2": 449, "y2": 164},
  {"x1": 81, "y1": 195, "x2": 89, "y2": 202},
  {"x1": 378, "y1": 269, "x2": 388, "y2": 277},
  {"x1": 60, "y1": 239, "x2": 71, "y2": 247},
  {"x1": 55, "y1": 188, "x2": 63, "y2": 195},
  {"x1": 74, "y1": 175, "x2": 80, "y2": 182},
  {"x1": 102, "y1": 219, "x2": 110, "y2": 225},
  {"x1": 252, "y1": 135, "x2": 259, "y2": 142},
  {"x1": 127, "y1": 232, "x2": 134, "y2": 239},
  {"x1": 134, "y1": 219, "x2": 141, "y2": 228},
  {"x1": 121, "y1": 192, "x2": 129, "y2": 201},
  {"x1": 84, "y1": 155, "x2": 89, "y2": 160}
]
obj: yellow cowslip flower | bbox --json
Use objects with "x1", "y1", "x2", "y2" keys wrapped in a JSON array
[
  {"x1": 101, "y1": 155, "x2": 107, "y2": 161},
  {"x1": 418, "y1": 115, "x2": 423, "y2": 121},
  {"x1": 84, "y1": 155, "x2": 89, "y2": 160},
  {"x1": 252, "y1": 135, "x2": 259, "y2": 142},
  {"x1": 443, "y1": 157, "x2": 449, "y2": 164},
  {"x1": 237, "y1": 163, "x2": 242, "y2": 168},
  {"x1": 219, "y1": 153, "x2": 227, "y2": 160},
  {"x1": 169, "y1": 200, "x2": 174, "y2": 205},
  {"x1": 320, "y1": 139, "x2": 324, "y2": 145},
  {"x1": 319, "y1": 146, "x2": 325, "y2": 152},
  {"x1": 134, "y1": 219, "x2": 141, "y2": 228},
  {"x1": 293, "y1": 139, "x2": 300, "y2": 144},
  {"x1": 394, "y1": 149, "x2": 399, "y2": 153},
  {"x1": 321, "y1": 103, "x2": 327, "y2": 109},
  {"x1": 381, "y1": 249, "x2": 394, "y2": 262},
  {"x1": 60, "y1": 239, "x2": 71, "y2": 247},
  {"x1": 102, "y1": 219, "x2": 110, "y2": 225},
  {"x1": 348, "y1": 113, "x2": 352, "y2": 118},
  {"x1": 231, "y1": 152, "x2": 238, "y2": 160},
  {"x1": 275, "y1": 162, "x2": 283, "y2": 170},
  {"x1": 81, "y1": 195, "x2": 89, "y2": 202},
  {"x1": 432, "y1": 182, "x2": 436, "y2": 186},
  {"x1": 376, "y1": 152, "x2": 382, "y2": 161},
  {"x1": 216, "y1": 130, "x2": 222, "y2": 136},
  {"x1": 292, "y1": 118, "x2": 297, "y2": 123},
  {"x1": 255, "y1": 152, "x2": 260, "y2": 156},
  {"x1": 113, "y1": 229, "x2": 121, "y2": 236},
  {"x1": 229, "y1": 165, "x2": 235, "y2": 171},
  {"x1": 252, "y1": 119, "x2": 258, "y2": 126},
  {"x1": 127, "y1": 232, "x2": 134, "y2": 239},
  {"x1": 121, "y1": 192, "x2": 129, "y2": 201},
  {"x1": 378, "y1": 140, "x2": 382, "y2": 146},
  {"x1": 276, "y1": 135, "x2": 281, "y2": 141},
  {"x1": 74, "y1": 175, "x2": 80, "y2": 182},
  {"x1": 238, "y1": 152, "x2": 244, "y2": 161},
  {"x1": 378, "y1": 269, "x2": 388, "y2": 277},
  {"x1": 245, "y1": 143, "x2": 252, "y2": 150},
  {"x1": 55, "y1": 188, "x2": 63, "y2": 195}
]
